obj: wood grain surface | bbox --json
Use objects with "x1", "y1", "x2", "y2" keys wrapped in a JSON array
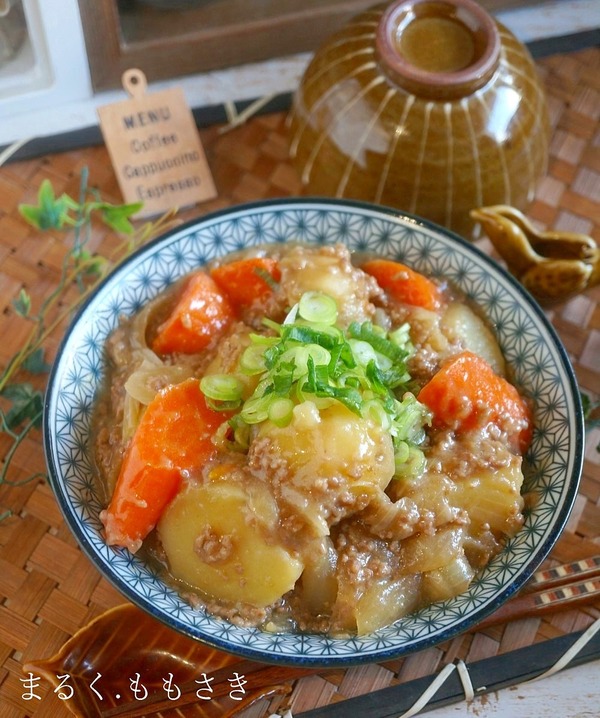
[{"x1": 0, "y1": 45, "x2": 598, "y2": 718}]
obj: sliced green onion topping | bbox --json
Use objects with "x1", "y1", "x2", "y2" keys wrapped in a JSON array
[
  {"x1": 394, "y1": 445, "x2": 426, "y2": 479},
  {"x1": 240, "y1": 394, "x2": 274, "y2": 424},
  {"x1": 282, "y1": 302, "x2": 299, "y2": 325},
  {"x1": 212, "y1": 420, "x2": 248, "y2": 453},
  {"x1": 348, "y1": 339, "x2": 378, "y2": 367},
  {"x1": 200, "y1": 374, "x2": 244, "y2": 406},
  {"x1": 348, "y1": 321, "x2": 407, "y2": 363},
  {"x1": 240, "y1": 344, "x2": 268, "y2": 375},
  {"x1": 389, "y1": 323, "x2": 412, "y2": 352},
  {"x1": 229, "y1": 413, "x2": 251, "y2": 450},
  {"x1": 298, "y1": 291, "x2": 338, "y2": 325},
  {"x1": 394, "y1": 440, "x2": 410, "y2": 465},
  {"x1": 268, "y1": 397, "x2": 295, "y2": 427},
  {"x1": 199, "y1": 289, "x2": 430, "y2": 480},
  {"x1": 280, "y1": 344, "x2": 331, "y2": 376},
  {"x1": 362, "y1": 399, "x2": 392, "y2": 429},
  {"x1": 254, "y1": 265, "x2": 279, "y2": 290},
  {"x1": 282, "y1": 324, "x2": 342, "y2": 350},
  {"x1": 262, "y1": 316, "x2": 283, "y2": 333}
]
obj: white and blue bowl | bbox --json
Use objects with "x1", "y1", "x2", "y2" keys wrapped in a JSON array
[{"x1": 44, "y1": 199, "x2": 584, "y2": 666}]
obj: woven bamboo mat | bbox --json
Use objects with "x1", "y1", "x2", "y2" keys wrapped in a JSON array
[{"x1": 0, "y1": 45, "x2": 598, "y2": 718}]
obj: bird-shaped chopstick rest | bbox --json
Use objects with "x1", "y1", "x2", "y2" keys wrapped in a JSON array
[{"x1": 471, "y1": 205, "x2": 599, "y2": 305}]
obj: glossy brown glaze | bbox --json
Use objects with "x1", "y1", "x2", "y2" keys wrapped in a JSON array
[
  {"x1": 289, "y1": 0, "x2": 550, "y2": 239},
  {"x1": 23, "y1": 604, "x2": 313, "y2": 717},
  {"x1": 471, "y1": 205, "x2": 600, "y2": 304}
]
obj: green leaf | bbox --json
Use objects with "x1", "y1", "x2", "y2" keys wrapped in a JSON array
[
  {"x1": 581, "y1": 391, "x2": 600, "y2": 428},
  {"x1": 581, "y1": 392, "x2": 600, "y2": 452},
  {"x1": 0, "y1": 382, "x2": 44, "y2": 429},
  {"x1": 3, "y1": 168, "x2": 153, "y2": 498},
  {"x1": 99, "y1": 202, "x2": 143, "y2": 234},
  {"x1": 22, "y1": 348, "x2": 51, "y2": 375},
  {"x1": 74, "y1": 249, "x2": 109, "y2": 278},
  {"x1": 12, "y1": 289, "x2": 31, "y2": 317},
  {"x1": 18, "y1": 204, "x2": 45, "y2": 229},
  {"x1": 19, "y1": 179, "x2": 79, "y2": 230}
]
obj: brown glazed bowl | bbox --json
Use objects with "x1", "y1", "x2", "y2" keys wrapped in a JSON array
[{"x1": 289, "y1": 0, "x2": 550, "y2": 239}]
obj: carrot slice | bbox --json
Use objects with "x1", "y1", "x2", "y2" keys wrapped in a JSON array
[
  {"x1": 101, "y1": 378, "x2": 229, "y2": 552},
  {"x1": 417, "y1": 351, "x2": 533, "y2": 452},
  {"x1": 152, "y1": 272, "x2": 235, "y2": 355},
  {"x1": 362, "y1": 259, "x2": 443, "y2": 311},
  {"x1": 210, "y1": 258, "x2": 281, "y2": 309}
]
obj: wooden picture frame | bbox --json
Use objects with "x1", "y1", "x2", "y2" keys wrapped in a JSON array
[{"x1": 77, "y1": 0, "x2": 378, "y2": 91}]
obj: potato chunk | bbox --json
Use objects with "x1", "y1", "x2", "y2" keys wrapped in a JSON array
[
  {"x1": 280, "y1": 245, "x2": 376, "y2": 325},
  {"x1": 441, "y1": 302, "x2": 505, "y2": 375},
  {"x1": 453, "y1": 461, "x2": 524, "y2": 537},
  {"x1": 254, "y1": 402, "x2": 395, "y2": 535},
  {"x1": 400, "y1": 525, "x2": 466, "y2": 573},
  {"x1": 261, "y1": 402, "x2": 395, "y2": 492},
  {"x1": 355, "y1": 576, "x2": 421, "y2": 634},
  {"x1": 422, "y1": 555, "x2": 475, "y2": 603},
  {"x1": 297, "y1": 537, "x2": 338, "y2": 616},
  {"x1": 157, "y1": 479, "x2": 303, "y2": 608}
]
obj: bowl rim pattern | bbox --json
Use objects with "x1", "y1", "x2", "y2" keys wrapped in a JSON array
[{"x1": 43, "y1": 198, "x2": 584, "y2": 667}]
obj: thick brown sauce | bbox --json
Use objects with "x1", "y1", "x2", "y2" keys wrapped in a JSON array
[{"x1": 93, "y1": 243, "x2": 530, "y2": 636}]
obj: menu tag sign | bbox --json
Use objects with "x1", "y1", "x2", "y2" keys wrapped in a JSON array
[{"x1": 97, "y1": 68, "x2": 217, "y2": 217}]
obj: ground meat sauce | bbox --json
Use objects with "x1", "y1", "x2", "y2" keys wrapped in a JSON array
[{"x1": 93, "y1": 243, "x2": 532, "y2": 636}]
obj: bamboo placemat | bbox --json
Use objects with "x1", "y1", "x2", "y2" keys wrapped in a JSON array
[{"x1": 0, "y1": 45, "x2": 598, "y2": 718}]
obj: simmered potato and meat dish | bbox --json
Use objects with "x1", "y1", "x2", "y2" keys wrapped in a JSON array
[{"x1": 94, "y1": 243, "x2": 532, "y2": 636}]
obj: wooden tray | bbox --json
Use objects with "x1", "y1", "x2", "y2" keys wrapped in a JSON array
[{"x1": 0, "y1": 45, "x2": 598, "y2": 718}]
